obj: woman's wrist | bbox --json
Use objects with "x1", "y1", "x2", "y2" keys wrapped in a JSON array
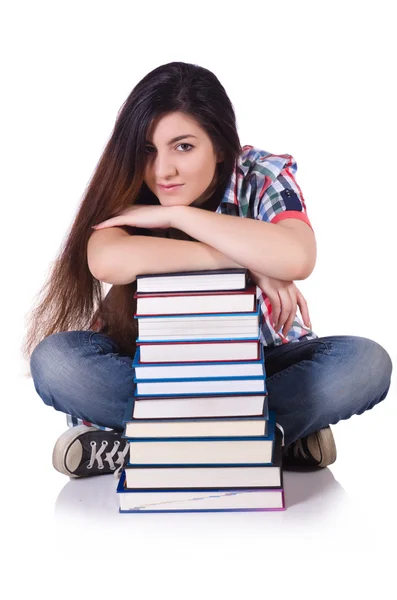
[{"x1": 167, "y1": 204, "x2": 189, "y2": 229}]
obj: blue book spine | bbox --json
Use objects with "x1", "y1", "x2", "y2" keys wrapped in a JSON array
[
  {"x1": 134, "y1": 376, "x2": 267, "y2": 397},
  {"x1": 132, "y1": 344, "x2": 265, "y2": 373},
  {"x1": 116, "y1": 471, "x2": 285, "y2": 512},
  {"x1": 123, "y1": 412, "x2": 276, "y2": 444},
  {"x1": 122, "y1": 394, "x2": 269, "y2": 425}
]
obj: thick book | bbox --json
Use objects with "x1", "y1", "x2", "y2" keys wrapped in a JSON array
[
  {"x1": 135, "y1": 302, "x2": 261, "y2": 342},
  {"x1": 123, "y1": 413, "x2": 270, "y2": 439},
  {"x1": 134, "y1": 374, "x2": 267, "y2": 396},
  {"x1": 117, "y1": 473, "x2": 285, "y2": 512},
  {"x1": 134, "y1": 285, "x2": 257, "y2": 316},
  {"x1": 137, "y1": 339, "x2": 261, "y2": 363},
  {"x1": 126, "y1": 393, "x2": 268, "y2": 420},
  {"x1": 122, "y1": 424, "x2": 282, "y2": 490},
  {"x1": 132, "y1": 344, "x2": 265, "y2": 380},
  {"x1": 126, "y1": 412, "x2": 277, "y2": 466},
  {"x1": 136, "y1": 268, "x2": 249, "y2": 293}
]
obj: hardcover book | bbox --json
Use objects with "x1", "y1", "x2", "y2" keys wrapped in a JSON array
[
  {"x1": 137, "y1": 339, "x2": 261, "y2": 363},
  {"x1": 134, "y1": 302, "x2": 261, "y2": 342},
  {"x1": 134, "y1": 285, "x2": 257, "y2": 315},
  {"x1": 126, "y1": 393, "x2": 268, "y2": 420},
  {"x1": 123, "y1": 413, "x2": 270, "y2": 439},
  {"x1": 133, "y1": 374, "x2": 267, "y2": 396},
  {"x1": 132, "y1": 343, "x2": 265, "y2": 380},
  {"x1": 136, "y1": 268, "x2": 249, "y2": 293}
]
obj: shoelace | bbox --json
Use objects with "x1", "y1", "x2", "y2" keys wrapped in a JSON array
[
  {"x1": 275, "y1": 422, "x2": 285, "y2": 446},
  {"x1": 285, "y1": 437, "x2": 309, "y2": 459},
  {"x1": 86, "y1": 439, "x2": 129, "y2": 477}
]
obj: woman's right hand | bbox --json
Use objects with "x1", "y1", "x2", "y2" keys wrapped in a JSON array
[{"x1": 248, "y1": 269, "x2": 312, "y2": 337}]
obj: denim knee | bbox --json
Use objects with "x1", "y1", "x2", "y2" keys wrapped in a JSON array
[
  {"x1": 30, "y1": 331, "x2": 92, "y2": 408},
  {"x1": 352, "y1": 337, "x2": 393, "y2": 413},
  {"x1": 29, "y1": 331, "x2": 134, "y2": 429},
  {"x1": 317, "y1": 336, "x2": 393, "y2": 423}
]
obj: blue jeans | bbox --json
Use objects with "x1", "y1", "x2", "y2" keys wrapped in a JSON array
[{"x1": 29, "y1": 331, "x2": 393, "y2": 446}]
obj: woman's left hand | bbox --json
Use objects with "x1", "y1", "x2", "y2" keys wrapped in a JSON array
[
  {"x1": 248, "y1": 269, "x2": 312, "y2": 337},
  {"x1": 92, "y1": 204, "x2": 177, "y2": 230}
]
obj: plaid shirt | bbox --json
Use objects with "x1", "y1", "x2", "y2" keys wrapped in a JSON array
[{"x1": 215, "y1": 144, "x2": 318, "y2": 348}]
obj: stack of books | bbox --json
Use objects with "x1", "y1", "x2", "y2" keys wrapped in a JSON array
[{"x1": 116, "y1": 268, "x2": 285, "y2": 513}]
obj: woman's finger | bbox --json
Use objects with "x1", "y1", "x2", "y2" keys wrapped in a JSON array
[
  {"x1": 281, "y1": 285, "x2": 297, "y2": 336},
  {"x1": 275, "y1": 286, "x2": 292, "y2": 333},
  {"x1": 296, "y1": 288, "x2": 311, "y2": 328},
  {"x1": 268, "y1": 292, "x2": 281, "y2": 330}
]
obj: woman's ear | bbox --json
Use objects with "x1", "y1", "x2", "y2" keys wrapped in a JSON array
[{"x1": 217, "y1": 150, "x2": 224, "y2": 163}]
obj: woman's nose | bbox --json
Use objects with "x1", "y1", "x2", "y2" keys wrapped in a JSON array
[{"x1": 154, "y1": 154, "x2": 178, "y2": 179}]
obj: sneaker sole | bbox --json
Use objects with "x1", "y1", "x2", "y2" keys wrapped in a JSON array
[
  {"x1": 52, "y1": 425, "x2": 96, "y2": 478},
  {"x1": 315, "y1": 427, "x2": 337, "y2": 467}
]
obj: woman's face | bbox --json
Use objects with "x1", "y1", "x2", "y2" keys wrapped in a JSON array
[{"x1": 143, "y1": 111, "x2": 224, "y2": 208}]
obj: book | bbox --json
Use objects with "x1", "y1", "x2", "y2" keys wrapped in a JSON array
[
  {"x1": 126, "y1": 412, "x2": 277, "y2": 466},
  {"x1": 134, "y1": 285, "x2": 257, "y2": 316},
  {"x1": 127, "y1": 393, "x2": 268, "y2": 420},
  {"x1": 117, "y1": 473, "x2": 285, "y2": 512},
  {"x1": 136, "y1": 268, "x2": 249, "y2": 293},
  {"x1": 123, "y1": 413, "x2": 270, "y2": 439},
  {"x1": 132, "y1": 343, "x2": 265, "y2": 380},
  {"x1": 122, "y1": 424, "x2": 282, "y2": 489},
  {"x1": 137, "y1": 339, "x2": 261, "y2": 363},
  {"x1": 134, "y1": 374, "x2": 267, "y2": 396},
  {"x1": 135, "y1": 302, "x2": 261, "y2": 341}
]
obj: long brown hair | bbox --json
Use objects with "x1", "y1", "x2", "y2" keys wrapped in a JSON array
[{"x1": 22, "y1": 61, "x2": 242, "y2": 375}]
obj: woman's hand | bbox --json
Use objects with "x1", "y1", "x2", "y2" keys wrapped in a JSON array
[
  {"x1": 92, "y1": 204, "x2": 176, "y2": 230},
  {"x1": 248, "y1": 269, "x2": 312, "y2": 337}
]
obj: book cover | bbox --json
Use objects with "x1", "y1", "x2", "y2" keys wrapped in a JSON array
[
  {"x1": 124, "y1": 392, "x2": 268, "y2": 421},
  {"x1": 117, "y1": 475, "x2": 285, "y2": 513},
  {"x1": 122, "y1": 412, "x2": 270, "y2": 439},
  {"x1": 133, "y1": 374, "x2": 267, "y2": 396},
  {"x1": 137, "y1": 333, "x2": 261, "y2": 343},
  {"x1": 136, "y1": 339, "x2": 261, "y2": 364},
  {"x1": 134, "y1": 302, "x2": 261, "y2": 342},
  {"x1": 136, "y1": 268, "x2": 249, "y2": 293},
  {"x1": 134, "y1": 300, "x2": 260, "y2": 321},
  {"x1": 134, "y1": 285, "x2": 257, "y2": 316},
  {"x1": 132, "y1": 343, "x2": 265, "y2": 379},
  {"x1": 124, "y1": 409, "x2": 275, "y2": 442}
]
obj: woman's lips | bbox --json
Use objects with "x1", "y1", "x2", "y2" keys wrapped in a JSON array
[{"x1": 158, "y1": 184, "x2": 184, "y2": 191}]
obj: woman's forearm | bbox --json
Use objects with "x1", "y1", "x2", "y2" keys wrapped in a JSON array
[
  {"x1": 170, "y1": 205, "x2": 309, "y2": 281},
  {"x1": 100, "y1": 234, "x2": 244, "y2": 285}
]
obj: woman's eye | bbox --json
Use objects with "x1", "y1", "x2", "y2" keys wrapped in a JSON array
[{"x1": 144, "y1": 144, "x2": 193, "y2": 154}]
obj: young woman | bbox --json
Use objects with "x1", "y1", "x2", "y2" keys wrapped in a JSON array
[{"x1": 23, "y1": 61, "x2": 393, "y2": 479}]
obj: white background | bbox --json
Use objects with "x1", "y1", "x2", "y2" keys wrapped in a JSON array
[{"x1": 1, "y1": 0, "x2": 396, "y2": 597}]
